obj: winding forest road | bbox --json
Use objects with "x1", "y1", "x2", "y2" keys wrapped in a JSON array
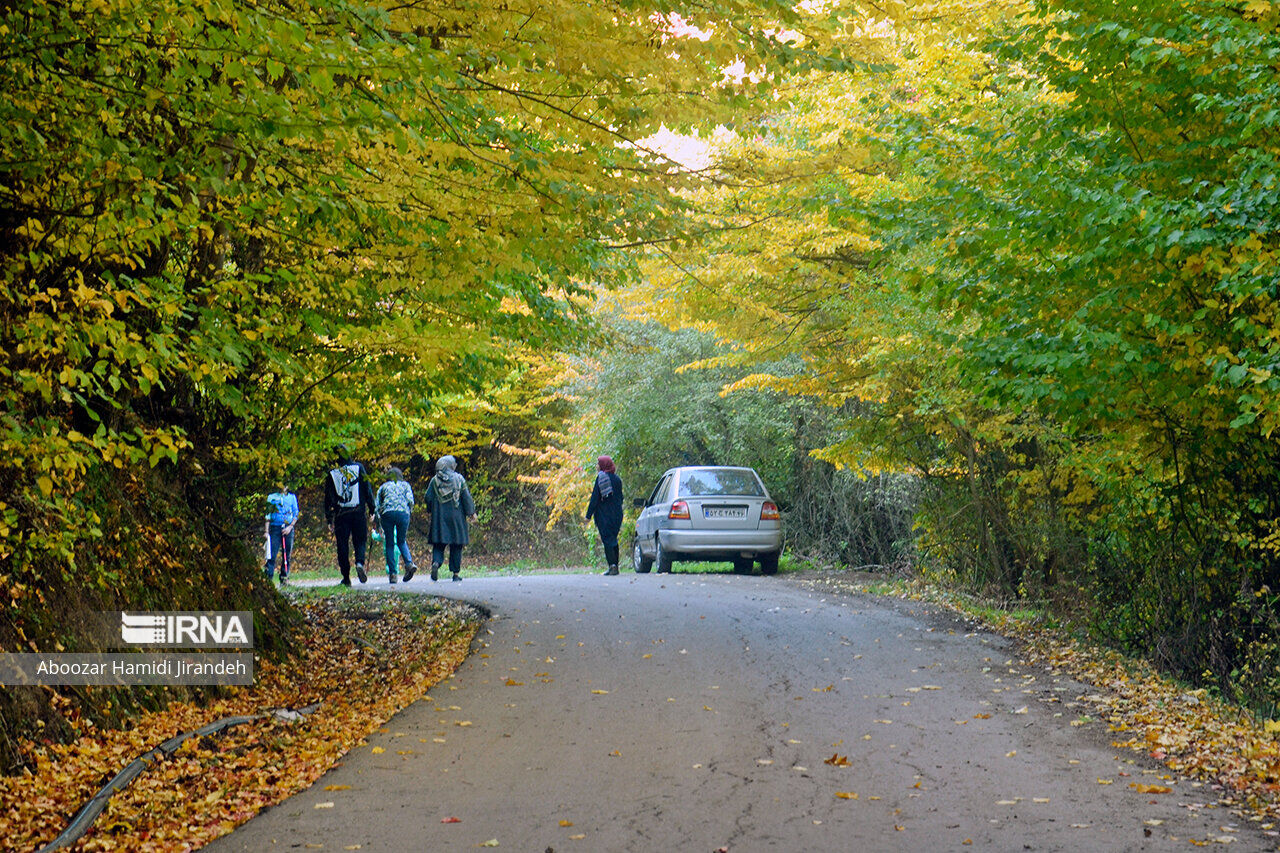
[{"x1": 208, "y1": 573, "x2": 1272, "y2": 852}]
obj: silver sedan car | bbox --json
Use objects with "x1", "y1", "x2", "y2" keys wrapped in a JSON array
[{"x1": 631, "y1": 466, "x2": 783, "y2": 574}]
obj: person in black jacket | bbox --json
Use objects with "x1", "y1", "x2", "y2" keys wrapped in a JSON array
[
  {"x1": 323, "y1": 445, "x2": 376, "y2": 586},
  {"x1": 424, "y1": 454, "x2": 476, "y2": 582},
  {"x1": 585, "y1": 455, "x2": 624, "y2": 576}
]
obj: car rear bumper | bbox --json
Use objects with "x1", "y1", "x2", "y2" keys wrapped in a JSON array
[{"x1": 659, "y1": 528, "x2": 782, "y2": 557}]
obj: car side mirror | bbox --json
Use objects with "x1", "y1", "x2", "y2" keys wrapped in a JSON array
[{"x1": 633, "y1": 498, "x2": 646, "y2": 508}]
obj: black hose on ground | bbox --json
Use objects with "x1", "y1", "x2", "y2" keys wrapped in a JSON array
[{"x1": 37, "y1": 704, "x2": 320, "y2": 852}]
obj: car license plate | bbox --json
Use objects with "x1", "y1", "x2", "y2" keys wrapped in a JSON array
[{"x1": 704, "y1": 507, "x2": 746, "y2": 519}]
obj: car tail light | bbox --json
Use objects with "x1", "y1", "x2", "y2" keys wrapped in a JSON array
[
  {"x1": 760, "y1": 502, "x2": 780, "y2": 521},
  {"x1": 669, "y1": 500, "x2": 690, "y2": 520}
]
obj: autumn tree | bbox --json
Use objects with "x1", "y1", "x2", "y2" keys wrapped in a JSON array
[
  {"x1": 0, "y1": 0, "x2": 844, "y2": 766},
  {"x1": 635, "y1": 0, "x2": 1280, "y2": 707}
]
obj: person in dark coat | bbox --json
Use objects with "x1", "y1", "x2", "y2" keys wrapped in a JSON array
[
  {"x1": 424, "y1": 454, "x2": 476, "y2": 581},
  {"x1": 323, "y1": 445, "x2": 376, "y2": 586},
  {"x1": 585, "y1": 455, "x2": 624, "y2": 575}
]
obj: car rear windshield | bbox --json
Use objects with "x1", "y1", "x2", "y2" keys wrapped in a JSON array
[{"x1": 678, "y1": 469, "x2": 765, "y2": 497}]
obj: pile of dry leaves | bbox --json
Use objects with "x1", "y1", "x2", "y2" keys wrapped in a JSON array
[{"x1": 2, "y1": 593, "x2": 480, "y2": 852}]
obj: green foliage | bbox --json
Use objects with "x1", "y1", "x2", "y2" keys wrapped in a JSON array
[
  {"x1": 632, "y1": 0, "x2": 1280, "y2": 710},
  {"x1": 915, "y1": 0, "x2": 1280, "y2": 705}
]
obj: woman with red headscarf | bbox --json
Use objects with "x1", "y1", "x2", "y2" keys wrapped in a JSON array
[{"x1": 585, "y1": 455, "x2": 625, "y2": 575}]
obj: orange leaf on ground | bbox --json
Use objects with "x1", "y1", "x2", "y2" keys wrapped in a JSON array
[{"x1": 1130, "y1": 783, "x2": 1172, "y2": 794}]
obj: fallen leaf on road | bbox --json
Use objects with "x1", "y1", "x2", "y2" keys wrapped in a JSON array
[
  {"x1": 504, "y1": 679, "x2": 523, "y2": 686},
  {"x1": 1098, "y1": 778, "x2": 1113, "y2": 785},
  {"x1": 825, "y1": 754, "x2": 852, "y2": 767},
  {"x1": 480, "y1": 840, "x2": 499, "y2": 847},
  {"x1": 1033, "y1": 798, "x2": 1050, "y2": 803},
  {"x1": 974, "y1": 713, "x2": 992, "y2": 719},
  {"x1": 456, "y1": 721, "x2": 472, "y2": 726},
  {"x1": 875, "y1": 719, "x2": 893, "y2": 724},
  {"x1": 1130, "y1": 783, "x2": 1172, "y2": 794},
  {"x1": 757, "y1": 759, "x2": 773, "y2": 765},
  {"x1": 442, "y1": 817, "x2": 461, "y2": 823},
  {"x1": 1013, "y1": 707, "x2": 1028, "y2": 714},
  {"x1": 591, "y1": 689, "x2": 609, "y2": 695},
  {"x1": 559, "y1": 820, "x2": 574, "y2": 827},
  {"x1": 371, "y1": 746, "x2": 385, "y2": 754},
  {"x1": 315, "y1": 802, "x2": 335, "y2": 809},
  {"x1": 324, "y1": 785, "x2": 351, "y2": 791},
  {"x1": 836, "y1": 792, "x2": 858, "y2": 799},
  {"x1": 570, "y1": 834, "x2": 586, "y2": 840}
]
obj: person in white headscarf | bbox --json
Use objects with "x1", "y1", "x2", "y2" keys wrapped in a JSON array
[{"x1": 423, "y1": 454, "x2": 476, "y2": 581}]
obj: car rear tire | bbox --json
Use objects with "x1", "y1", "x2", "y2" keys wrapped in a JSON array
[
  {"x1": 655, "y1": 537, "x2": 674, "y2": 574},
  {"x1": 732, "y1": 557, "x2": 753, "y2": 574},
  {"x1": 758, "y1": 551, "x2": 780, "y2": 575},
  {"x1": 632, "y1": 538, "x2": 653, "y2": 574}
]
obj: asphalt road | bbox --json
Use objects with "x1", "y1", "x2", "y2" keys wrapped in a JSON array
[{"x1": 207, "y1": 572, "x2": 1275, "y2": 852}]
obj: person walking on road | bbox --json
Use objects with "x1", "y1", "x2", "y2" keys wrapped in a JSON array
[
  {"x1": 424, "y1": 454, "x2": 476, "y2": 582},
  {"x1": 324, "y1": 445, "x2": 376, "y2": 586},
  {"x1": 586, "y1": 455, "x2": 624, "y2": 575},
  {"x1": 375, "y1": 466, "x2": 418, "y2": 584},
  {"x1": 264, "y1": 482, "x2": 300, "y2": 584}
]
